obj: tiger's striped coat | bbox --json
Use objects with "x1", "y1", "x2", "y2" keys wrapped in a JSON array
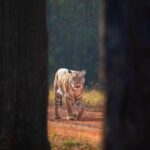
[{"x1": 54, "y1": 68, "x2": 86, "y2": 120}]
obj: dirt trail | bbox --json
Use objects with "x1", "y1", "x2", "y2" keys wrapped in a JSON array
[{"x1": 48, "y1": 106, "x2": 104, "y2": 143}]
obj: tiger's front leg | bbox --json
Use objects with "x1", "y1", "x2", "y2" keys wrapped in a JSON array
[
  {"x1": 75, "y1": 99, "x2": 84, "y2": 120},
  {"x1": 54, "y1": 89, "x2": 63, "y2": 119},
  {"x1": 66, "y1": 96, "x2": 75, "y2": 120}
]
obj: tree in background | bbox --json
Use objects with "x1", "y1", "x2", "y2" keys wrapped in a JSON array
[{"x1": 47, "y1": 0, "x2": 100, "y2": 86}]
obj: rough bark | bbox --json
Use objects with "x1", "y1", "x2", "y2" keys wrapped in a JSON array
[
  {"x1": 103, "y1": 0, "x2": 150, "y2": 150},
  {"x1": 0, "y1": 1, "x2": 50, "y2": 150}
]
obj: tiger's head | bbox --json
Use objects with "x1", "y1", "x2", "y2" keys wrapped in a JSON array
[{"x1": 68, "y1": 69, "x2": 86, "y2": 90}]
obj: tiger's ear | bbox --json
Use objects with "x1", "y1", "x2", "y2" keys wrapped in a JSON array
[
  {"x1": 81, "y1": 70, "x2": 86, "y2": 75},
  {"x1": 68, "y1": 70, "x2": 72, "y2": 73}
]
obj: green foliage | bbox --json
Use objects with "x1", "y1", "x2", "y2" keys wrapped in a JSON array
[
  {"x1": 47, "y1": 0, "x2": 100, "y2": 85},
  {"x1": 59, "y1": 0, "x2": 65, "y2": 4}
]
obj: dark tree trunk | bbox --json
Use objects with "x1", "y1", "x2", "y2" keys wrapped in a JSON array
[
  {"x1": 0, "y1": 1, "x2": 50, "y2": 150},
  {"x1": 103, "y1": 0, "x2": 150, "y2": 150}
]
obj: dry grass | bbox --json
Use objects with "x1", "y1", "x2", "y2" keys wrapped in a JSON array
[
  {"x1": 82, "y1": 89, "x2": 105, "y2": 111},
  {"x1": 50, "y1": 136, "x2": 101, "y2": 150},
  {"x1": 48, "y1": 125, "x2": 102, "y2": 150},
  {"x1": 48, "y1": 88, "x2": 105, "y2": 111}
]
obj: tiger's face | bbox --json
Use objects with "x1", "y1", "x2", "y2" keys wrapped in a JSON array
[{"x1": 68, "y1": 70, "x2": 86, "y2": 89}]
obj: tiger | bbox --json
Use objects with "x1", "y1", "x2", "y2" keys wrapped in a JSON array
[{"x1": 54, "y1": 68, "x2": 86, "y2": 120}]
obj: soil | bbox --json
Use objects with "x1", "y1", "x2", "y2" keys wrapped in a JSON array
[{"x1": 48, "y1": 106, "x2": 104, "y2": 144}]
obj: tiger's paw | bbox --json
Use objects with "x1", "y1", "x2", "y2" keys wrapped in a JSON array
[
  {"x1": 67, "y1": 116, "x2": 75, "y2": 121},
  {"x1": 67, "y1": 114, "x2": 77, "y2": 121},
  {"x1": 67, "y1": 117, "x2": 74, "y2": 120}
]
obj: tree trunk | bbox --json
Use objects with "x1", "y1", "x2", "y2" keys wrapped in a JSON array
[
  {"x1": 103, "y1": 0, "x2": 150, "y2": 150},
  {"x1": 0, "y1": 1, "x2": 50, "y2": 150}
]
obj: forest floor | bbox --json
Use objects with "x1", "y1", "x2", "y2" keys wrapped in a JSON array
[{"x1": 48, "y1": 106, "x2": 104, "y2": 150}]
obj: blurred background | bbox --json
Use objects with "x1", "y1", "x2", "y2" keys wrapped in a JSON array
[{"x1": 47, "y1": 0, "x2": 101, "y2": 87}]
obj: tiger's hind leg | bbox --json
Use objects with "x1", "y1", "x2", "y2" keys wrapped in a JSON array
[{"x1": 54, "y1": 89, "x2": 63, "y2": 119}]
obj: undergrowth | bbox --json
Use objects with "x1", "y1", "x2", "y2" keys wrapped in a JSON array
[
  {"x1": 49, "y1": 132, "x2": 101, "y2": 150},
  {"x1": 48, "y1": 88, "x2": 105, "y2": 111}
]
